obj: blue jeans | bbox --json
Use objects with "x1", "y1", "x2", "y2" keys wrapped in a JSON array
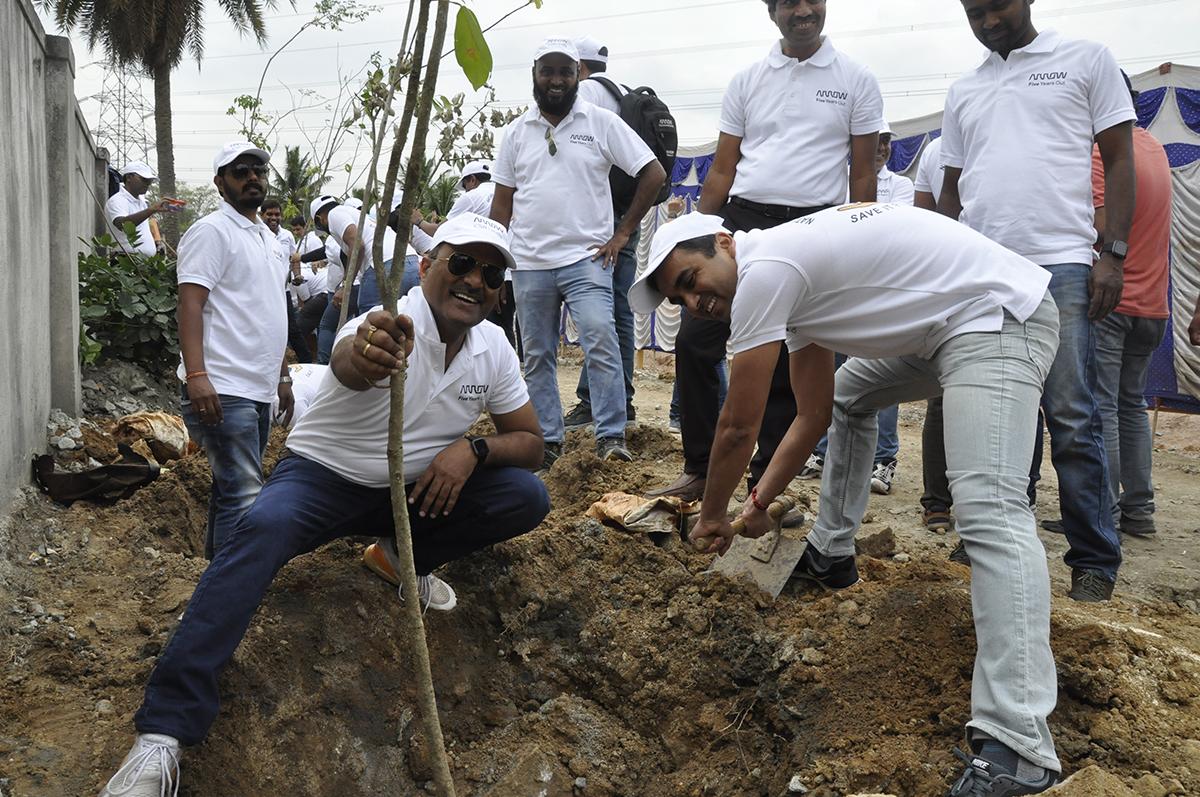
[
  {"x1": 810, "y1": 295, "x2": 1062, "y2": 772},
  {"x1": 180, "y1": 386, "x2": 271, "y2": 559},
  {"x1": 1040, "y1": 263, "x2": 1121, "y2": 580},
  {"x1": 513, "y1": 256, "x2": 626, "y2": 442},
  {"x1": 814, "y1": 354, "x2": 899, "y2": 464},
  {"x1": 576, "y1": 227, "x2": 638, "y2": 406},
  {"x1": 357, "y1": 255, "x2": 420, "y2": 311},
  {"x1": 1094, "y1": 311, "x2": 1167, "y2": 524},
  {"x1": 133, "y1": 453, "x2": 550, "y2": 746},
  {"x1": 316, "y1": 284, "x2": 360, "y2": 365}
]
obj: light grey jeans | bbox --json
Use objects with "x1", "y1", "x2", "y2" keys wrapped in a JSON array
[
  {"x1": 1093, "y1": 311, "x2": 1168, "y2": 524},
  {"x1": 808, "y1": 292, "x2": 1061, "y2": 771}
]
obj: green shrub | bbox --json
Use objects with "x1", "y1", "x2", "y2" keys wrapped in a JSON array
[{"x1": 78, "y1": 233, "x2": 178, "y2": 372}]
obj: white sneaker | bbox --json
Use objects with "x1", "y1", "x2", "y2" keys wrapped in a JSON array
[
  {"x1": 399, "y1": 573, "x2": 458, "y2": 612},
  {"x1": 870, "y1": 460, "x2": 897, "y2": 495},
  {"x1": 798, "y1": 454, "x2": 823, "y2": 480},
  {"x1": 101, "y1": 733, "x2": 180, "y2": 797}
]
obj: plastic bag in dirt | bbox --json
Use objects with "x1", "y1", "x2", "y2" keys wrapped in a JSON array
[{"x1": 112, "y1": 411, "x2": 190, "y2": 462}]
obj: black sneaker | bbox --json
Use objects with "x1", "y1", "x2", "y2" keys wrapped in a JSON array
[
  {"x1": 948, "y1": 747, "x2": 1057, "y2": 796},
  {"x1": 948, "y1": 540, "x2": 971, "y2": 566},
  {"x1": 596, "y1": 437, "x2": 632, "y2": 462},
  {"x1": 1039, "y1": 519, "x2": 1064, "y2": 534},
  {"x1": 791, "y1": 544, "x2": 859, "y2": 589},
  {"x1": 1068, "y1": 569, "x2": 1114, "y2": 602},
  {"x1": 563, "y1": 402, "x2": 593, "y2": 430},
  {"x1": 1119, "y1": 513, "x2": 1156, "y2": 536},
  {"x1": 625, "y1": 402, "x2": 637, "y2": 428},
  {"x1": 536, "y1": 442, "x2": 563, "y2": 475}
]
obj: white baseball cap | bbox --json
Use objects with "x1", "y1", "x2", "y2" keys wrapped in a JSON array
[
  {"x1": 573, "y1": 36, "x2": 608, "y2": 64},
  {"x1": 430, "y1": 213, "x2": 517, "y2": 272},
  {"x1": 879, "y1": 121, "x2": 893, "y2": 137},
  {"x1": 212, "y1": 141, "x2": 270, "y2": 174},
  {"x1": 120, "y1": 161, "x2": 156, "y2": 180},
  {"x1": 628, "y1": 213, "x2": 729, "y2": 314},
  {"x1": 308, "y1": 194, "x2": 338, "y2": 220},
  {"x1": 459, "y1": 161, "x2": 492, "y2": 186},
  {"x1": 344, "y1": 197, "x2": 363, "y2": 210},
  {"x1": 534, "y1": 37, "x2": 579, "y2": 63}
]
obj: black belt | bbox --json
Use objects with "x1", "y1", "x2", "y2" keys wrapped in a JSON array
[{"x1": 730, "y1": 196, "x2": 831, "y2": 220}]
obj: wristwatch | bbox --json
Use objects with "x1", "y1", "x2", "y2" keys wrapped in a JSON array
[
  {"x1": 1100, "y1": 241, "x2": 1128, "y2": 260},
  {"x1": 467, "y1": 435, "x2": 489, "y2": 464},
  {"x1": 278, "y1": 375, "x2": 293, "y2": 384}
]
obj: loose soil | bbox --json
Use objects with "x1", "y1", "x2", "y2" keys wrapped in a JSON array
[{"x1": 2, "y1": 359, "x2": 1199, "y2": 797}]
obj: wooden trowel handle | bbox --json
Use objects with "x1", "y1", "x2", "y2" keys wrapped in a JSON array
[{"x1": 691, "y1": 494, "x2": 797, "y2": 551}]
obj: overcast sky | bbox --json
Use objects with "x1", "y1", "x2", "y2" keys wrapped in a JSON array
[{"x1": 40, "y1": 0, "x2": 1200, "y2": 189}]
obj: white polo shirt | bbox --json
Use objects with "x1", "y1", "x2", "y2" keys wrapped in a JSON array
[
  {"x1": 175, "y1": 201, "x2": 288, "y2": 403},
  {"x1": 727, "y1": 203, "x2": 1051, "y2": 360},
  {"x1": 447, "y1": 181, "x2": 497, "y2": 219},
  {"x1": 914, "y1": 136, "x2": 945, "y2": 205},
  {"x1": 272, "y1": 363, "x2": 328, "y2": 429},
  {"x1": 940, "y1": 30, "x2": 1135, "y2": 266},
  {"x1": 578, "y1": 74, "x2": 627, "y2": 115},
  {"x1": 104, "y1": 186, "x2": 156, "y2": 256},
  {"x1": 297, "y1": 231, "x2": 325, "y2": 256},
  {"x1": 493, "y1": 100, "x2": 656, "y2": 270},
  {"x1": 285, "y1": 287, "x2": 530, "y2": 486},
  {"x1": 306, "y1": 265, "x2": 329, "y2": 295},
  {"x1": 720, "y1": 38, "x2": 884, "y2": 208},
  {"x1": 876, "y1": 167, "x2": 914, "y2": 205}
]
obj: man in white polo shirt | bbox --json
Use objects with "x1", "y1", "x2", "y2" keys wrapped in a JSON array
[
  {"x1": 913, "y1": 135, "x2": 945, "y2": 212},
  {"x1": 649, "y1": 0, "x2": 882, "y2": 503},
  {"x1": 490, "y1": 37, "x2": 666, "y2": 467},
  {"x1": 176, "y1": 142, "x2": 293, "y2": 560},
  {"x1": 629, "y1": 204, "x2": 1062, "y2": 796},
  {"x1": 938, "y1": 0, "x2": 1136, "y2": 602},
  {"x1": 101, "y1": 214, "x2": 549, "y2": 797},
  {"x1": 105, "y1": 161, "x2": 177, "y2": 256},
  {"x1": 559, "y1": 35, "x2": 651, "y2": 433},
  {"x1": 261, "y1": 198, "x2": 312, "y2": 363}
]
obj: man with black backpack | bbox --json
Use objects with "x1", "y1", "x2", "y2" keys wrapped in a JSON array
[{"x1": 561, "y1": 35, "x2": 678, "y2": 434}]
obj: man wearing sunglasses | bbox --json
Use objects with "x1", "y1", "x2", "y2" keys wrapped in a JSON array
[
  {"x1": 101, "y1": 213, "x2": 549, "y2": 797},
  {"x1": 491, "y1": 37, "x2": 667, "y2": 469},
  {"x1": 175, "y1": 142, "x2": 294, "y2": 560}
]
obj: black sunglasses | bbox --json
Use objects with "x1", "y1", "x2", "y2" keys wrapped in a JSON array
[
  {"x1": 435, "y1": 252, "x2": 507, "y2": 290},
  {"x1": 228, "y1": 163, "x2": 269, "y2": 180}
]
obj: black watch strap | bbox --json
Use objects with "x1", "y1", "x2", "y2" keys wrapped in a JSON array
[
  {"x1": 467, "y1": 435, "x2": 489, "y2": 464},
  {"x1": 1101, "y1": 240, "x2": 1128, "y2": 259}
]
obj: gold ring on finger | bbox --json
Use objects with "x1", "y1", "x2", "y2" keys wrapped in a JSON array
[
  {"x1": 366, "y1": 324, "x2": 377, "y2": 344},
  {"x1": 362, "y1": 342, "x2": 373, "y2": 357}
]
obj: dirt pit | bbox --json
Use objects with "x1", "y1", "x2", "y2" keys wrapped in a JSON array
[{"x1": 2, "y1": 363, "x2": 1200, "y2": 796}]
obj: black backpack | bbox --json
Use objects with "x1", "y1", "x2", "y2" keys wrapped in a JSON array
[{"x1": 589, "y1": 76, "x2": 678, "y2": 216}]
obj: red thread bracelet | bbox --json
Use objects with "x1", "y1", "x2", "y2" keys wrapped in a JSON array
[{"x1": 750, "y1": 487, "x2": 769, "y2": 512}]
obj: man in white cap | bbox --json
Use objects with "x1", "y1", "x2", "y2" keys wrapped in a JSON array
[
  {"x1": 491, "y1": 36, "x2": 666, "y2": 466},
  {"x1": 629, "y1": 203, "x2": 1063, "y2": 795},
  {"x1": 100, "y1": 213, "x2": 548, "y2": 796},
  {"x1": 559, "y1": 35, "x2": 645, "y2": 433},
  {"x1": 176, "y1": 142, "x2": 294, "y2": 560},
  {"x1": 104, "y1": 161, "x2": 178, "y2": 256}
]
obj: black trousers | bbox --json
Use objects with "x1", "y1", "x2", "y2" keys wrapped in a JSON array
[
  {"x1": 285, "y1": 297, "x2": 312, "y2": 363},
  {"x1": 676, "y1": 200, "x2": 831, "y2": 488}
]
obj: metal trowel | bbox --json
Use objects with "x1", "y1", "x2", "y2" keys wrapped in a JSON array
[{"x1": 684, "y1": 496, "x2": 808, "y2": 599}]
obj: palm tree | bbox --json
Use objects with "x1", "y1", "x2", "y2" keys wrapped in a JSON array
[
  {"x1": 423, "y1": 172, "x2": 459, "y2": 219},
  {"x1": 271, "y1": 145, "x2": 329, "y2": 210},
  {"x1": 42, "y1": 0, "x2": 275, "y2": 243}
]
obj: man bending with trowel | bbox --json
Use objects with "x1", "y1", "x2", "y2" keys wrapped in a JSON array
[
  {"x1": 629, "y1": 203, "x2": 1063, "y2": 796},
  {"x1": 100, "y1": 214, "x2": 550, "y2": 797}
]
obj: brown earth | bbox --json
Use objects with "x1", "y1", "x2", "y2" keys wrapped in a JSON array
[{"x1": 2, "y1": 360, "x2": 1200, "y2": 797}]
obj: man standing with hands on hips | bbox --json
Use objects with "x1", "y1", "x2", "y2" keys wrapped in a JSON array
[{"x1": 177, "y1": 142, "x2": 293, "y2": 559}]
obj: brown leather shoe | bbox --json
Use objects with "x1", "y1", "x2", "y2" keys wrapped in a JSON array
[{"x1": 645, "y1": 472, "x2": 705, "y2": 501}]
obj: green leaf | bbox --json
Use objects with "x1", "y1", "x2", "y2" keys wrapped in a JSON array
[{"x1": 454, "y1": 7, "x2": 492, "y2": 91}]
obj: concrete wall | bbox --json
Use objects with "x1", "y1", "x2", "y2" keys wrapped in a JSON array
[{"x1": 1, "y1": 0, "x2": 107, "y2": 515}]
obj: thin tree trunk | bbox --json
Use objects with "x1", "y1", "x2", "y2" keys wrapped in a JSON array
[
  {"x1": 153, "y1": 60, "x2": 178, "y2": 248},
  {"x1": 378, "y1": 1, "x2": 455, "y2": 794}
]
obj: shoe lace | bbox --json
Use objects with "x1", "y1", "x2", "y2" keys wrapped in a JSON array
[
  {"x1": 949, "y1": 747, "x2": 994, "y2": 797},
  {"x1": 104, "y1": 739, "x2": 180, "y2": 797}
]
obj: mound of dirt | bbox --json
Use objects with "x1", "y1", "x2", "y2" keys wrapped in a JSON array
[{"x1": 2, "y1": 418, "x2": 1200, "y2": 796}]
